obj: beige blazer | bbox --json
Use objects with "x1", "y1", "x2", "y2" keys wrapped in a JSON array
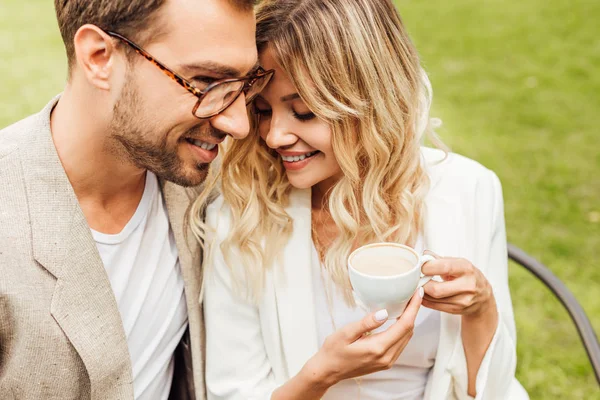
[
  {"x1": 203, "y1": 148, "x2": 529, "y2": 399},
  {"x1": 0, "y1": 98, "x2": 205, "y2": 400}
]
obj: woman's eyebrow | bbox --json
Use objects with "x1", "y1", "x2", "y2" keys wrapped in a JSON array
[{"x1": 281, "y1": 93, "x2": 300, "y2": 102}]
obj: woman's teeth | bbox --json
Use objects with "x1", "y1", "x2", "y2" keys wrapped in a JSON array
[
  {"x1": 187, "y1": 138, "x2": 217, "y2": 151},
  {"x1": 281, "y1": 151, "x2": 318, "y2": 163}
]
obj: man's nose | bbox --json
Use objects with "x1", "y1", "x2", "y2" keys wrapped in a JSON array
[{"x1": 209, "y1": 93, "x2": 250, "y2": 140}]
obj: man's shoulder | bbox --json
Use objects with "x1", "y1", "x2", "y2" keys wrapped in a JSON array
[
  {"x1": 0, "y1": 112, "x2": 43, "y2": 161},
  {"x1": 1, "y1": 96, "x2": 59, "y2": 162},
  {"x1": 0, "y1": 120, "x2": 35, "y2": 257}
]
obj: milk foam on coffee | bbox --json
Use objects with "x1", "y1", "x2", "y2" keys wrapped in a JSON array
[{"x1": 351, "y1": 245, "x2": 416, "y2": 276}]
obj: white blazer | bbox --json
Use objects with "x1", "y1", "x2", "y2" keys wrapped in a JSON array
[{"x1": 203, "y1": 148, "x2": 529, "y2": 400}]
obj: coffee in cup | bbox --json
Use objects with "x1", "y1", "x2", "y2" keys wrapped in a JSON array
[{"x1": 348, "y1": 242, "x2": 437, "y2": 319}]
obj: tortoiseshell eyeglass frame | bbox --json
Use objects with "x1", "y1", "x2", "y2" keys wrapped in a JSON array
[{"x1": 104, "y1": 30, "x2": 274, "y2": 119}]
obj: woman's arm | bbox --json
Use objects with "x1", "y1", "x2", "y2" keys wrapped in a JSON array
[
  {"x1": 461, "y1": 294, "x2": 499, "y2": 396},
  {"x1": 270, "y1": 366, "x2": 331, "y2": 400},
  {"x1": 421, "y1": 171, "x2": 519, "y2": 399},
  {"x1": 421, "y1": 255, "x2": 500, "y2": 397}
]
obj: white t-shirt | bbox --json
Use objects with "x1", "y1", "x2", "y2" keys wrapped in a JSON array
[
  {"x1": 92, "y1": 172, "x2": 188, "y2": 400},
  {"x1": 311, "y1": 240, "x2": 440, "y2": 400}
]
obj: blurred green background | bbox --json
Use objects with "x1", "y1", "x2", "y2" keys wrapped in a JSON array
[{"x1": 1, "y1": 0, "x2": 598, "y2": 398}]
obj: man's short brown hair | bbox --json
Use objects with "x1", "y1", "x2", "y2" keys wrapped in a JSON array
[{"x1": 54, "y1": 0, "x2": 256, "y2": 72}]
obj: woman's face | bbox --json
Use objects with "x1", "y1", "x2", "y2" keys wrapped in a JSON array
[{"x1": 254, "y1": 47, "x2": 341, "y2": 190}]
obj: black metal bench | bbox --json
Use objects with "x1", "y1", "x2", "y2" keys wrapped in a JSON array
[{"x1": 508, "y1": 244, "x2": 600, "y2": 385}]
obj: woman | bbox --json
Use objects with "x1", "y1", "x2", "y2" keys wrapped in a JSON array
[{"x1": 192, "y1": 0, "x2": 528, "y2": 399}]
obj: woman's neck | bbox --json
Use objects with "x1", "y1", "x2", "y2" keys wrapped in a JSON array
[{"x1": 311, "y1": 175, "x2": 340, "y2": 211}]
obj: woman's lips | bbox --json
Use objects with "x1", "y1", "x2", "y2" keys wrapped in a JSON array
[{"x1": 280, "y1": 151, "x2": 320, "y2": 171}]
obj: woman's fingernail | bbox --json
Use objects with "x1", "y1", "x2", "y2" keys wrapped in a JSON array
[
  {"x1": 375, "y1": 309, "x2": 388, "y2": 321},
  {"x1": 419, "y1": 287, "x2": 425, "y2": 298}
]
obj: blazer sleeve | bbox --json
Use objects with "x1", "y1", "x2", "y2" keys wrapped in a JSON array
[
  {"x1": 448, "y1": 171, "x2": 526, "y2": 400},
  {"x1": 203, "y1": 198, "x2": 278, "y2": 400}
]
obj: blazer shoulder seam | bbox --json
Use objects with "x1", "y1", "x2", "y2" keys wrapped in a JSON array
[{"x1": 0, "y1": 142, "x2": 22, "y2": 162}]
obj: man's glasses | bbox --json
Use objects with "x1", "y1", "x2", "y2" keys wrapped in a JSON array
[{"x1": 104, "y1": 30, "x2": 274, "y2": 119}]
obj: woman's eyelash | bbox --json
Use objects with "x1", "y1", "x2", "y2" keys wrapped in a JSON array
[
  {"x1": 252, "y1": 106, "x2": 315, "y2": 120},
  {"x1": 254, "y1": 107, "x2": 272, "y2": 116},
  {"x1": 293, "y1": 110, "x2": 316, "y2": 121}
]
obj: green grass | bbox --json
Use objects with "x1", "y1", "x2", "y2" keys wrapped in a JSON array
[{"x1": 1, "y1": 1, "x2": 598, "y2": 398}]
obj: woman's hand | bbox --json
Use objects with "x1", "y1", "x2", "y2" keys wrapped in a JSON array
[
  {"x1": 420, "y1": 251, "x2": 496, "y2": 318},
  {"x1": 301, "y1": 289, "x2": 423, "y2": 390},
  {"x1": 420, "y1": 251, "x2": 499, "y2": 397}
]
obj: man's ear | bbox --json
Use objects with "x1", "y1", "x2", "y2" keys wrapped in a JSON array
[{"x1": 73, "y1": 24, "x2": 119, "y2": 90}]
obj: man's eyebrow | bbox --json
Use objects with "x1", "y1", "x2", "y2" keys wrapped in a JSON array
[
  {"x1": 281, "y1": 93, "x2": 300, "y2": 102},
  {"x1": 247, "y1": 63, "x2": 261, "y2": 75},
  {"x1": 178, "y1": 61, "x2": 260, "y2": 79}
]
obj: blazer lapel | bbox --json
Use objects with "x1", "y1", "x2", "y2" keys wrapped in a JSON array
[
  {"x1": 161, "y1": 180, "x2": 203, "y2": 399},
  {"x1": 273, "y1": 188, "x2": 320, "y2": 378},
  {"x1": 422, "y1": 191, "x2": 465, "y2": 257},
  {"x1": 421, "y1": 149, "x2": 467, "y2": 258},
  {"x1": 421, "y1": 155, "x2": 468, "y2": 395},
  {"x1": 22, "y1": 98, "x2": 133, "y2": 398}
]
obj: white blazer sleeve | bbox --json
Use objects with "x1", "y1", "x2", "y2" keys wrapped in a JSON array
[
  {"x1": 448, "y1": 171, "x2": 527, "y2": 400},
  {"x1": 203, "y1": 199, "x2": 277, "y2": 400}
]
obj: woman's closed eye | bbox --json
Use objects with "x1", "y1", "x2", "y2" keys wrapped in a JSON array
[
  {"x1": 253, "y1": 105, "x2": 272, "y2": 117},
  {"x1": 293, "y1": 109, "x2": 316, "y2": 121}
]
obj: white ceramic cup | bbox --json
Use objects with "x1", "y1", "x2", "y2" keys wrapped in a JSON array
[{"x1": 348, "y1": 242, "x2": 436, "y2": 319}]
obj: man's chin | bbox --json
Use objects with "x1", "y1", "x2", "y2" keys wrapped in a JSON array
[{"x1": 154, "y1": 163, "x2": 210, "y2": 188}]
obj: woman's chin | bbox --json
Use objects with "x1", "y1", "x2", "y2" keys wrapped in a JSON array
[{"x1": 285, "y1": 175, "x2": 316, "y2": 190}]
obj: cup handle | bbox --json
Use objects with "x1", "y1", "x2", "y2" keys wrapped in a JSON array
[{"x1": 418, "y1": 254, "x2": 436, "y2": 288}]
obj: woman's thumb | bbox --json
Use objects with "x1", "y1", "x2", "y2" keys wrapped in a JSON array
[{"x1": 345, "y1": 309, "x2": 388, "y2": 342}]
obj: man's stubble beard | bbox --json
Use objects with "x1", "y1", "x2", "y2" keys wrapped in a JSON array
[{"x1": 107, "y1": 79, "x2": 210, "y2": 187}]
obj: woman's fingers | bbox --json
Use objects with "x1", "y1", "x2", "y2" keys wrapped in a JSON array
[
  {"x1": 353, "y1": 290, "x2": 423, "y2": 369},
  {"x1": 420, "y1": 255, "x2": 494, "y2": 317},
  {"x1": 423, "y1": 288, "x2": 495, "y2": 316},
  {"x1": 423, "y1": 277, "x2": 474, "y2": 299},
  {"x1": 340, "y1": 309, "x2": 389, "y2": 343},
  {"x1": 423, "y1": 291, "x2": 474, "y2": 305},
  {"x1": 323, "y1": 290, "x2": 425, "y2": 381},
  {"x1": 421, "y1": 298, "x2": 466, "y2": 314},
  {"x1": 398, "y1": 288, "x2": 424, "y2": 324},
  {"x1": 380, "y1": 289, "x2": 423, "y2": 347},
  {"x1": 421, "y1": 257, "x2": 469, "y2": 278}
]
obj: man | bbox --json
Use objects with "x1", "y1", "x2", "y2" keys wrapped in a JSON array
[{"x1": 0, "y1": 0, "x2": 271, "y2": 399}]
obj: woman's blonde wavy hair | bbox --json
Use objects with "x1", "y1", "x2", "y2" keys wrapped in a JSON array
[{"x1": 191, "y1": 0, "x2": 443, "y2": 304}]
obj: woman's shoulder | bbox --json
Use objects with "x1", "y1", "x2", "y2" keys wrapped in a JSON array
[
  {"x1": 421, "y1": 147, "x2": 503, "y2": 201},
  {"x1": 421, "y1": 147, "x2": 497, "y2": 179}
]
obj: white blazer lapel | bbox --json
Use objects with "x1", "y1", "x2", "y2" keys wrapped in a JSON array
[
  {"x1": 422, "y1": 150, "x2": 468, "y2": 258},
  {"x1": 423, "y1": 191, "x2": 465, "y2": 257},
  {"x1": 422, "y1": 163, "x2": 469, "y2": 398},
  {"x1": 273, "y1": 188, "x2": 320, "y2": 378}
]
